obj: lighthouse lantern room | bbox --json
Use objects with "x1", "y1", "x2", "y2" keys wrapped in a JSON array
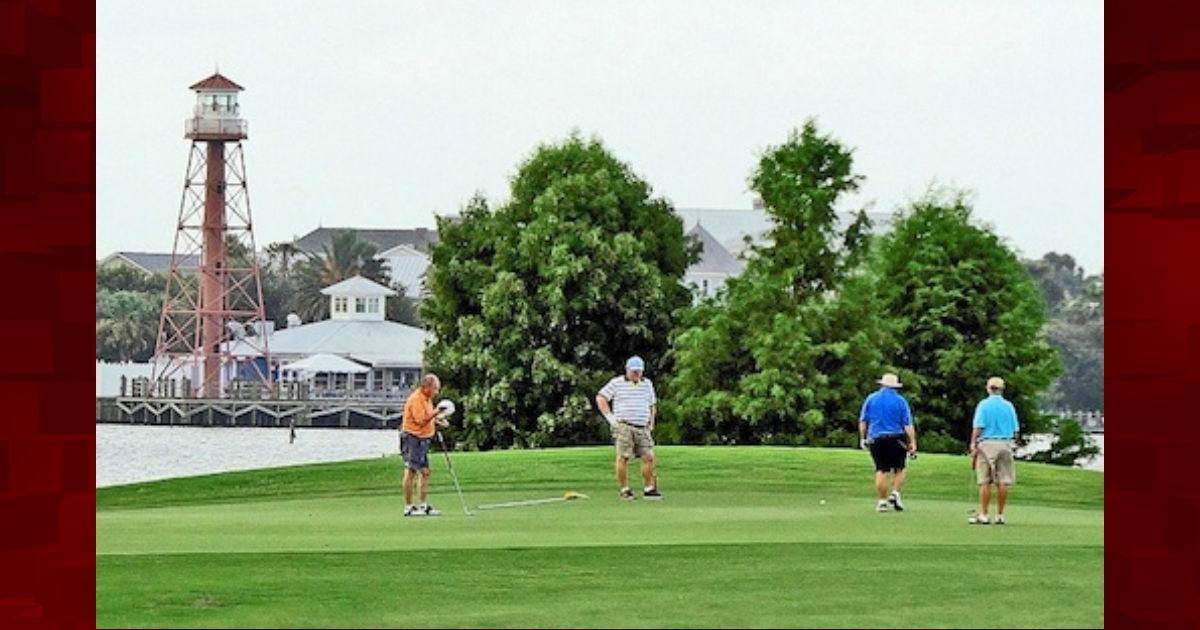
[{"x1": 185, "y1": 73, "x2": 248, "y2": 140}]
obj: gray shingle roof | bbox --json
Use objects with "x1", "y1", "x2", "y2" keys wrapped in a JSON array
[
  {"x1": 293, "y1": 228, "x2": 439, "y2": 256},
  {"x1": 98, "y1": 252, "x2": 200, "y2": 274}
]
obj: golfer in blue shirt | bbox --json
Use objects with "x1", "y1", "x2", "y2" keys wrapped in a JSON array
[
  {"x1": 969, "y1": 376, "x2": 1020, "y2": 525},
  {"x1": 859, "y1": 372, "x2": 918, "y2": 512}
]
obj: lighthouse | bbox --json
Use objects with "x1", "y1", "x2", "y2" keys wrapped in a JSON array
[{"x1": 153, "y1": 72, "x2": 272, "y2": 398}]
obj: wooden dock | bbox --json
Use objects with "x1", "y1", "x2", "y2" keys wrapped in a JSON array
[{"x1": 96, "y1": 396, "x2": 405, "y2": 430}]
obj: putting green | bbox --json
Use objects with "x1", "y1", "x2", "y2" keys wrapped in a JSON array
[{"x1": 98, "y1": 446, "x2": 1103, "y2": 628}]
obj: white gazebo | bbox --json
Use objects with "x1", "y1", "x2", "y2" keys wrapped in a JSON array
[{"x1": 280, "y1": 353, "x2": 371, "y2": 375}]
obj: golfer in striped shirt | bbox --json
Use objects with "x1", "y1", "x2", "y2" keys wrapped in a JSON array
[{"x1": 596, "y1": 356, "x2": 662, "y2": 500}]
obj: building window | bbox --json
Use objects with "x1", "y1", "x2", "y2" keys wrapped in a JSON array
[
  {"x1": 355, "y1": 298, "x2": 380, "y2": 313},
  {"x1": 333, "y1": 296, "x2": 348, "y2": 313}
]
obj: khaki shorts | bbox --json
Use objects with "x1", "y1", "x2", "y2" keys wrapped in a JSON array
[
  {"x1": 614, "y1": 423, "x2": 654, "y2": 459},
  {"x1": 975, "y1": 440, "x2": 1015, "y2": 486}
]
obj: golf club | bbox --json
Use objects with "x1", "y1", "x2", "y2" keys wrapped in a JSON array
[
  {"x1": 476, "y1": 491, "x2": 590, "y2": 511},
  {"x1": 435, "y1": 430, "x2": 472, "y2": 515}
]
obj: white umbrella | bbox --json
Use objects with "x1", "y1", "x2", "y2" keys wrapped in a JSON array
[{"x1": 279, "y1": 353, "x2": 370, "y2": 374}]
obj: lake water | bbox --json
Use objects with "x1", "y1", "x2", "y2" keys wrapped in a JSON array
[
  {"x1": 96, "y1": 425, "x2": 1103, "y2": 488},
  {"x1": 96, "y1": 424, "x2": 401, "y2": 488},
  {"x1": 1018, "y1": 434, "x2": 1104, "y2": 472}
]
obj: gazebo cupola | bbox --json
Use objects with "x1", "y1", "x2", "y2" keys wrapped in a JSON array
[{"x1": 320, "y1": 275, "x2": 396, "y2": 322}]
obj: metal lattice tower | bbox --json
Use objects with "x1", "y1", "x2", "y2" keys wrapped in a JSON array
[{"x1": 152, "y1": 72, "x2": 272, "y2": 398}]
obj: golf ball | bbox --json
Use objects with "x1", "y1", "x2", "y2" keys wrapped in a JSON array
[{"x1": 819, "y1": 500, "x2": 827, "y2": 505}]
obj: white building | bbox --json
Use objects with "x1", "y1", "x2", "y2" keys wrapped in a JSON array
[
  {"x1": 231, "y1": 275, "x2": 431, "y2": 394},
  {"x1": 683, "y1": 223, "x2": 745, "y2": 299},
  {"x1": 376, "y1": 244, "x2": 431, "y2": 298}
]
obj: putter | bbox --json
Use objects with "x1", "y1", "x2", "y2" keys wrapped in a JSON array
[
  {"x1": 476, "y1": 492, "x2": 590, "y2": 511},
  {"x1": 435, "y1": 430, "x2": 472, "y2": 515}
]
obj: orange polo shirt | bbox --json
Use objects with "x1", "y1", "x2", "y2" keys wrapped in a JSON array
[{"x1": 402, "y1": 387, "x2": 438, "y2": 438}]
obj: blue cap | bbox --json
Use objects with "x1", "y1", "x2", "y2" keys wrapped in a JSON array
[{"x1": 625, "y1": 356, "x2": 645, "y2": 371}]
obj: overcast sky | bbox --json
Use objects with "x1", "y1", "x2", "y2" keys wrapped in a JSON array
[{"x1": 97, "y1": 1, "x2": 1103, "y2": 274}]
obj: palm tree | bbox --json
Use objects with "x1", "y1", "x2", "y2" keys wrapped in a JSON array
[
  {"x1": 96, "y1": 291, "x2": 160, "y2": 362},
  {"x1": 289, "y1": 229, "x2": 391, "y2": 322},
  {"x1": 264, "y1": 240, "x2": 302, "y2": 278}
]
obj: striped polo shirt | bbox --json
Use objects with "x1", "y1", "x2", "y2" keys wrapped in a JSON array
[{"x1": 598, "y1": 376, "x2": 656, "y2": 427}]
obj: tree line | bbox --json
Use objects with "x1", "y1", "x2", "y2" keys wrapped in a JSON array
[
  {"x1": 97, "y1": 120, "x2": 1102, "y2": 461},
  {"x1": 422, "y1": 121, "x2": 1099, "y2": 460}
]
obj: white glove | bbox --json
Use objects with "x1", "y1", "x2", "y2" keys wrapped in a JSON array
[
  {"x1": 604, "y1": 412, "x2": 618, "y2": 429},
  {"x1": 859, "y1": 438, "x2": 868, "y2": 450},
  {"x1": 436, "y1": 400, "x2": 456, "y2": 418}
]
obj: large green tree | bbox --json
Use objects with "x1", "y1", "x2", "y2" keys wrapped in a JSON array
[
  {"x1": 870, "y1": 188, "x2": 1062, "y2": 447},
  {"x1": 423, "y1": 133, "x2": 697, "y2": 449},
  {"x1": 663, "y1": 120, "x2": 884, "y2": 446}
]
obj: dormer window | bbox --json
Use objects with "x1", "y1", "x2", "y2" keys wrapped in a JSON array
[{"x1": 333, "y1": 296, "x2": 348, "y2": 313}]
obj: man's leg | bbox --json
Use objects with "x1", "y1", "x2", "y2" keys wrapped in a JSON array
[
  {"x1": 891, "y1": 468, "x2": 906, "y2": 494},
  {"x1": 615, "y1": 455, "x2": 629, "y2": 490},
  {"x1": 641, "y1": 451, "x2": 656, "y2": 489},
  {"x1": 403, "y1": 468, "x2": 415, "y2": 506},
  {"x1": 418, "y1": 468, "x2": 431, "y2": 505},
  {"x1": 875, "y1": 471, "x2": 888, "y2": 499},
  {"x1": 979, "y1": 482, "x2": 992, "y2": 517},
  {"x1": 887, "y1": 466, "x2": 907, "y2": 510},
  {"x1": 994, "y1": 445, "x2": 1013, "y2": 521}
]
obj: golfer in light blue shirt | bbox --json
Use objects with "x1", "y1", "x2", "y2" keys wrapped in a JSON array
[{"x1": 969, "y1": 376, "x2": 1020, "y2": 525}]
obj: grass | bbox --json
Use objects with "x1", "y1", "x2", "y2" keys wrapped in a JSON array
[{"x1": 97, "y1": 446, "x2": 1104, "y2": 628}]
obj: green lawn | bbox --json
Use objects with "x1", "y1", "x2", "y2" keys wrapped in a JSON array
[{"x1": 96, "y1": 446, "x2": 1104, "y2": 628}]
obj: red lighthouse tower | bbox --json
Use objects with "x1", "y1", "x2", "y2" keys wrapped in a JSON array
[{"x1": 153, "y1": 72, "x2": 272, "y2": 398}]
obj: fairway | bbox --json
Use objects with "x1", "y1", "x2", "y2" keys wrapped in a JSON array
[{"x1": 97, "y1": 446, "x2": 1104, "y2": 628}]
